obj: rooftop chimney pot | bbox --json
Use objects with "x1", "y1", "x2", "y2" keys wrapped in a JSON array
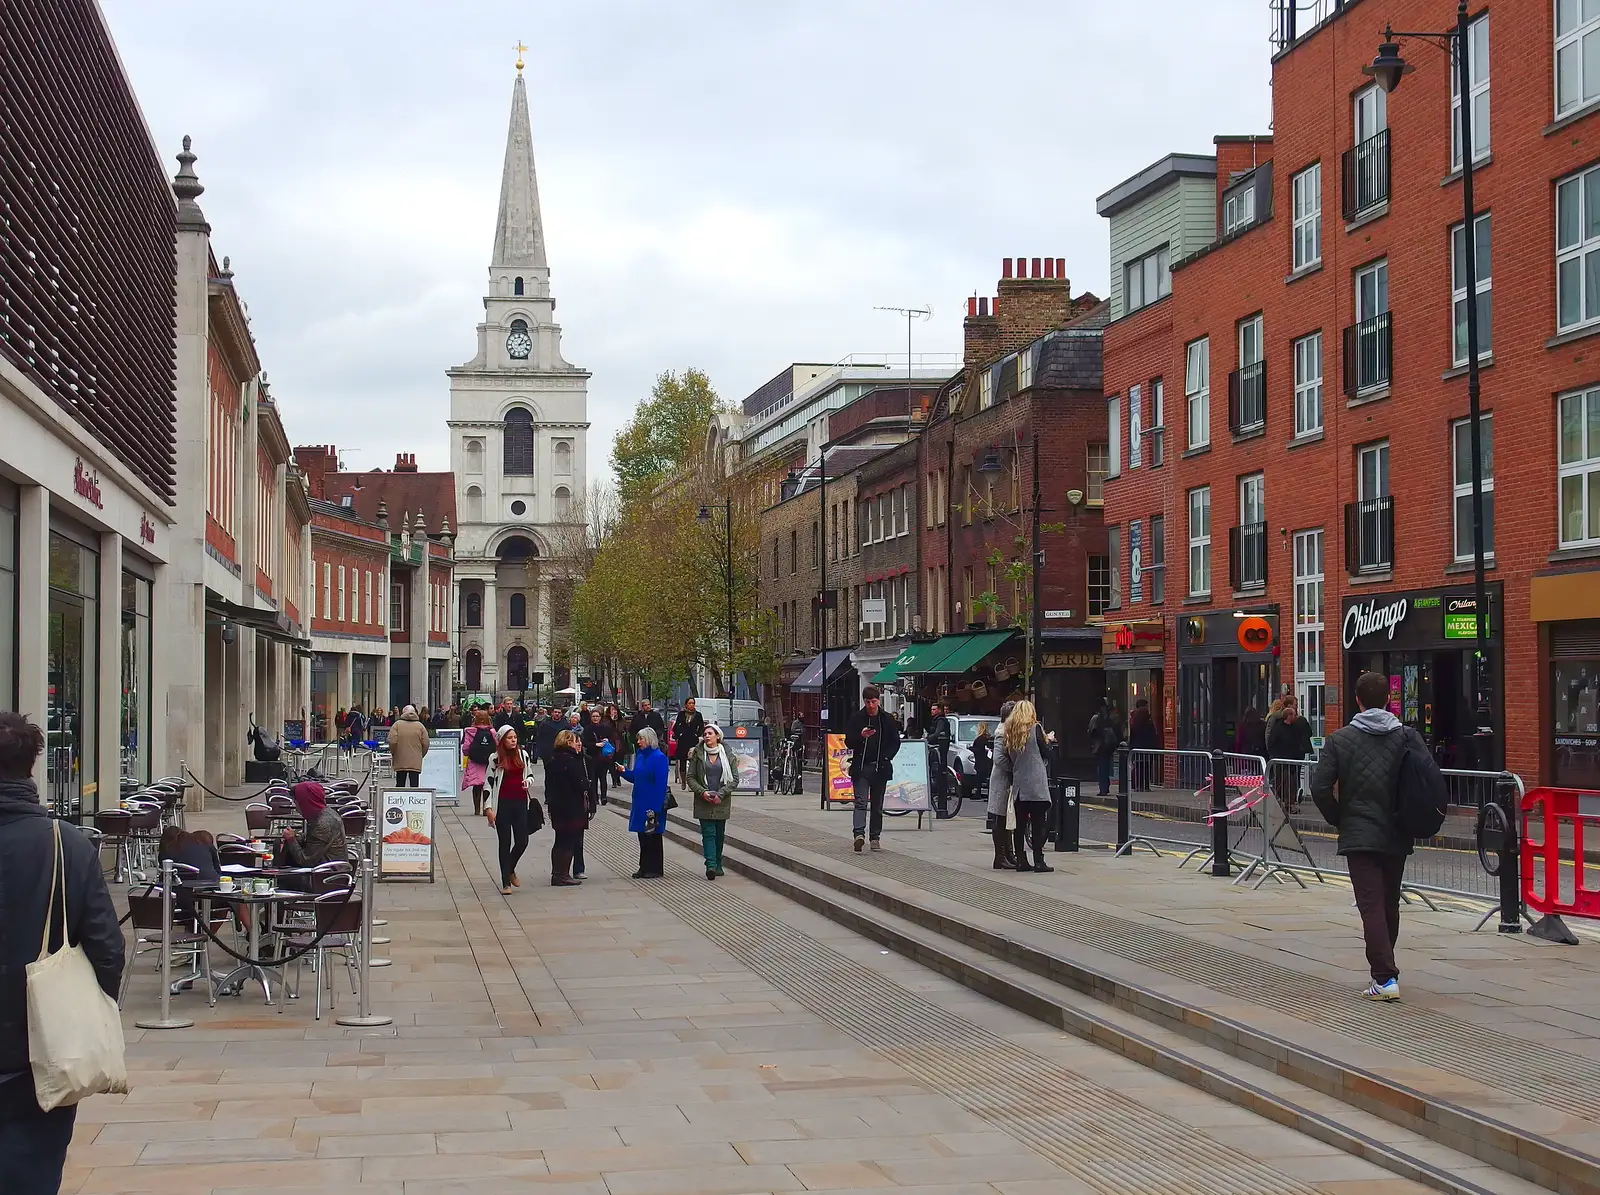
[
  {"x1": 1032, "y1": 257, "x2": 1042, "y2": 278},
  {"x1": 1001, "y1": 258, "x2": 1013, "y2": 280}
]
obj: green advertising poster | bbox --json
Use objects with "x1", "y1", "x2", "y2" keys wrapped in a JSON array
[{"x1": 1443, "y1": 611, "x2": 1491, "y2": 639}]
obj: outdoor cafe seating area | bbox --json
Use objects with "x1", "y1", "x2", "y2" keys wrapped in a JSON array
[{"x1": 97, "y1": 771, "x2": 378, "y2": 1020}]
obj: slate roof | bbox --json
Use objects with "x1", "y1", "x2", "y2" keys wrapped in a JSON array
[{"x1": 1034, "y1": 300, "x2": 1111, "y2": 392}]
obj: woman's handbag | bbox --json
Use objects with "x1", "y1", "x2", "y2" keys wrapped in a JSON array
[
  {"x1": 665, "y1": 792, "x2": 678, "y2": 811},
  {"x1": 27, "y1": 822, "x2": 129, "y2": 1111}
]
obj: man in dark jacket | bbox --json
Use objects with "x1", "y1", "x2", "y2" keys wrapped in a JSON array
[
  {"x1": 671, "y1": 700, "x2": 704, "y2": 791},
  {"x1": 846, "y1": 687, "x2": 902, "y2": 852},
  {"x1": 1088, "y1": 701, "x2": 1122, "y2": 795},
  {"x1": 1310, "y1": 672, "x2": 1414, "y2": 1002},
  {"x1": 535, "y1": 708, "x2": 563, "y2": 766},
  {"x1": 924, "y1": 704, "x2": 953, "y2": 815},
  {"x1": 0, "y1": 712, "x2": 124, "y2": 1190},
  {"x1": 629, "y1": 700, "x2": 666, "y2": 745}
]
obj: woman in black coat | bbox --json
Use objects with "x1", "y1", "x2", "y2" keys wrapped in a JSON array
[{"x1": 545, "y1": 731, "x2": 591, "y2": 886}]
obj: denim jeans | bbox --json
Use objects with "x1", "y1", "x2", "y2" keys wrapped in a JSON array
[
  {"x1": 851, "y1": 770, "x2": 889, "y2": 840},
  {"x1": 699, "y1": 819, "x2": 727, "y2": 867},
  {"x1": 1096, "y1": 753, "x2": 1114, "y2": 795},
  {"x1": 0, "y1": 1077, "x2": 77, "y2": 1195}
]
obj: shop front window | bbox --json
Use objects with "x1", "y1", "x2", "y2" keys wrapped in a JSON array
[
  {"x1": 352, "y1": 655, "x2": 380, "y2": 720},
  {"x1": 1554, "y1": 658, "x2": 1600, "y2": 789},
  {"x1": 120, "y1": 572, "x2": 152, "y2": 784},
  {"x1": 0, "y1": 485, "x2": 16, "y2": 708},
  {"x1": 311, "y1": 653, "x2": 339, "y2": 740},
  {"x1": 47, "y1": 531, "x2": 98, "y2": 818}
]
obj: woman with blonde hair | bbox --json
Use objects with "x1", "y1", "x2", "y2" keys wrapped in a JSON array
[
  {"x1": 545, "y1": 728, "x2": 590, "y2": 886},
  {"x1": 987, "y1": 700, "x2": 1054, "y2": 874}
]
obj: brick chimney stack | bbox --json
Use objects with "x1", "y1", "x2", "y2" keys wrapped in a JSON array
[
  {"x1": 394, "y1": 452, "x2": 418, "y2": 473},
  {"x1": 292, "y1": 444, "x2": 338, "y2": 499}
]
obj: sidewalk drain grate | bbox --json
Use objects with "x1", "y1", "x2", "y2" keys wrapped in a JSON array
[
  {"x1": 589, "y1": 824, "x2": 1321, "y2": 1195},
  {"x1": 731, "y1": 810, "x2": 1600, "y2": 1123}
]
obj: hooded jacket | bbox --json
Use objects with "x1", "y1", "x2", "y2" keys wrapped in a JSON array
[
  {"x1": 0, "y1": 778, "x2": 124, "y2": 1080},
  {"x1": 387, "y1": 710, "x2": 430, "y2": 773},
  {"x1": 1309, "y1": 708, "x2": 1414, "y2": 856}
]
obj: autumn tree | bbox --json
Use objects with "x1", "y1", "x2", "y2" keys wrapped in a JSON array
[{"x1": 610, "y1": 368, "x2": 724, "y2": 505}]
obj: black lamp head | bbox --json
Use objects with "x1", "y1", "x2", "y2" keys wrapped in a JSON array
[{"x1": 1363, "y1": 29, "x2": 1413, "y2": 94}]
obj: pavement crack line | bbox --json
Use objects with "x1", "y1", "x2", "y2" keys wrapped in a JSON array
[
  {"x1": 728, "y1": 807, "x2": 1600, "y2": 1124},
  {"x1": 585, "y1": 817, "x2": 1324, "y2": 1195}
]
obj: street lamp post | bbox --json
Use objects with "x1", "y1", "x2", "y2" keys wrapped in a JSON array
[
  {"x1": 697, "y1": 498, "x2": 735, "y2": 699},
  {"x1": 1364, "y1": 1, "x2": 1492, "y2": 762},
  {"x1": 1367, "y1": 3, "x2": 1516, "y2": 932}
]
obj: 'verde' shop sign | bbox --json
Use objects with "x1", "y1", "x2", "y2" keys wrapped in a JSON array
[{"x1": 1342, "y1": 596, "x2": 1408, "y2": 649}]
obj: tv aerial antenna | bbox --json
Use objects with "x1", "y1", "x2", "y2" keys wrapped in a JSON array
[{"x1": 874, "y1": 304, "x2": 933, "y2": 412}]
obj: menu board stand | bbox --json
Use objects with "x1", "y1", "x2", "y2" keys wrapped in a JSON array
[
  {"x1": 422, "y1": 730, "x2": 463, "y2": 806},
  {"x1": 378, "y1": 787, "x2": 436, "y2": 882}
]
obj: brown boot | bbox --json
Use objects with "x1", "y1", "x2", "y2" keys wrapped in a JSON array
[
  {"x1": 991, "y1": 827, "x2": 1012, "y2": 870},
  {"x1": 551, "y1": 849, "x2": 579, "y2": 886}
]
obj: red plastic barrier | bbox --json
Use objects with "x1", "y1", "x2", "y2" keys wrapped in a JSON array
[{"x1": 1520, "y1": 787, "x2": 1600, "y2": 918}]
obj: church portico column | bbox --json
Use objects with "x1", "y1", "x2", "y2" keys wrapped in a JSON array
[
  {"x1": 481, "y1": 575, "x2": 499, "y2": 692},
  {"x1": 537, "y1": 576, "x2": 551, "y2": 688}
]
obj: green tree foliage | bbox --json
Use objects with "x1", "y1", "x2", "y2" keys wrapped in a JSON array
[{"x1": 610, "y1": 368, "x2": 723, "y2": 504}]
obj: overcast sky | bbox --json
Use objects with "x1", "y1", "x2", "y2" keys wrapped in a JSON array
[{"x1": 103, "y1": 1, "x2": 1271, "y2": 479}]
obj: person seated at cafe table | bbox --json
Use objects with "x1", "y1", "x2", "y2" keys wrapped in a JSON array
[{"x1": 279, "y1": 781, "x2": 347, "y2": 870}]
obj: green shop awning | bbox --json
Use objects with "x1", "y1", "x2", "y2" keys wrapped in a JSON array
[
  {"x1": 922, "y1": 630, "x2": 1016, "y2": 675},
  {"x1": 872, "y1": 639, "x2": 960, "y2": 684}
]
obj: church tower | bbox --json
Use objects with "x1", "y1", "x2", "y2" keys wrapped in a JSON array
[{"x1": 448, "y1": 60, "x2": 589, "y2": 699}]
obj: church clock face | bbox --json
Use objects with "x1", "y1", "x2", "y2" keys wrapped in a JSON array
[{"x1": 506, "y1": 321, "x2": 532, "y2": 360}]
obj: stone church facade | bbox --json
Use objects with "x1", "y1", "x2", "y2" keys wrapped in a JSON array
[{"x1": 448, "y1": 65, "x2": 589, "y2": 698}]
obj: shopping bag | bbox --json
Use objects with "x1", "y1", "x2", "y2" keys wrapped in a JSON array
[{"x1": 27, "y1": 822, "x2": 128, "y2": 1110}]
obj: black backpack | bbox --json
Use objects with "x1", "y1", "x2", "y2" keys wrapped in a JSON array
[
  {"x1": 466, "y1": 727, "x2": 495, "y2": 765},
  {"x1": 1393, "y1": 728, "x2": 1448, "y2": 840}
]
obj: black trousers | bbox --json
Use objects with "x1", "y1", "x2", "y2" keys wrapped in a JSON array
[
  {"x1": 1014, "y1": 800, "x2": 1050, "y2": 858},
  {"x1": 553, "y1": 827, "x2": 584, "y2": 878},
  {"x1": 637, "y1": 832, "x2": 664, "y2": 876},
  {"x1": 0, "y1": 1077, "x2": 76, "y2": 1195},
  {"x1": 851, "y1": 770, "x2": 889, "y2": 841},
  {"x1": 396, "y1": 770, "x2": 419, "y2": 787},
  {"x1": 1347, "y1": 851, "x2": 1406, "y2": 982},
  {"x1": 495, "y1": 799, "x2": 530, "y2": 886}
]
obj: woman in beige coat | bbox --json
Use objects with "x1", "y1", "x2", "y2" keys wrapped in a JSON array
[{"x1": 388, "y1": 704, "x2": 430, "y2": 787}]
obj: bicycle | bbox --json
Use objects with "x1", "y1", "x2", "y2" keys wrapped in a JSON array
[{"x1": 774, "y1": 737, "x2": 804, "y2": 795}]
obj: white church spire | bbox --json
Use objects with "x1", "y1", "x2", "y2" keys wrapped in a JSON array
[{"x1": 491, "y1": 71, "x2": 548, "y2": 274}]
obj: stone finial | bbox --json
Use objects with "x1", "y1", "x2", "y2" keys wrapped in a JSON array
[
  {"x1": 172, "y1": 135, "x2": 209, "y2": 231},
  {"x1": 376, "y1": 500, "x2": 389, "y2": 528},
  {"x1": 412, "y1": 508, "x2": 427, "y2": 536},
  {"x1": 441, "y1": 514, "x2": 452, "y2": 537},
  {"x1": 220, "y1": 255, "x2": 233, "y2": 280}
]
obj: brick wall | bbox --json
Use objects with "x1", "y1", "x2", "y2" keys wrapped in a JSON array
[{"x1": 310, "y1": 515, "x2": 389, "y2": 641}]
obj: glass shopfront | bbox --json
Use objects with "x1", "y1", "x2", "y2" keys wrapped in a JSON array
[
  {"x1": 310, "y1": 652, "x2": 340, "y2": 741},
  {"x1": 1175, "y1": 612, "x2": 1279, "y2": 754},
  {"x1": 0, "y1": 483, "x2": 16, "y2": 709},
  {"x1": 48, "y1": 528, "x2": 98, "y2": 817},
  {"x1": 352, "y1": 654, "x2": 380, "y2": 718},
  {"x1": 1552, "y1": 620, "x2": 1600, "y2": 789},
  {"x1": 1340, "y1": 582, "x2": 1504, "y2": 770},
  {"x1": 120, "y1": 570, "x2": 152, "y2": 785}
]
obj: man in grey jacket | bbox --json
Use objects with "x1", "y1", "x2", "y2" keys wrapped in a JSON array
[{"x1": 1310, "y1": 671, "x2": 1415, "y2": 1002}]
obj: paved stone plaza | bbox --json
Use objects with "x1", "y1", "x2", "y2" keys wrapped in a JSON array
[{"x1": 81, "y1": 788, "x2": 1466, "y2": 1195}]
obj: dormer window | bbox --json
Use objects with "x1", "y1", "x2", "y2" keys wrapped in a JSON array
[{"x1": 1223, "y1": 180, "x2": 1256, "y2": 235}]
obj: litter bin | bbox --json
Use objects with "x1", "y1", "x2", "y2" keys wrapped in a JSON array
[{"x1": 1051, "y1": 778, "x2": 1080, "y2": 852}]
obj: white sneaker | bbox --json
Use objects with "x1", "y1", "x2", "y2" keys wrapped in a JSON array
[
  {"x1": 853, "y1": 835, "x2": 865, "y2": 852},
  {"x1": 1363, "y1": 978, "x2": 1400, "y2": 1002}
]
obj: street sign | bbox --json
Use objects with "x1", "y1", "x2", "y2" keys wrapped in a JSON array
[
  {"x1": 861, "y1": 598, "x2": 886, "y2": 624},
  {"x1": 1045, "y1": 609, "x2": 1072, "y2": 619}
]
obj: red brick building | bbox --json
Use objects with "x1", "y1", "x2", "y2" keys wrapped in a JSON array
[{"x1": 1098, "y1": 0, "x2": 1600, "y2": 786}]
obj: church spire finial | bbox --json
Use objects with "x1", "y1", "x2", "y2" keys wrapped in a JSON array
[
  {"x1": 490, "y1": 71, "x2": 548, "y2": 273},
  {"x1": 514, "y1": 41, "x2": 527, "y2": 73}
]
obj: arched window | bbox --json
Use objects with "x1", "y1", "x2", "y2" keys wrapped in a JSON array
[
  {"x1": 464, "y1": 649, "x2": 482, "y2": 691},
  {"x1": 554, "y1": 486, "x2": 571, "y2": 519},
  {"x1": 503, "y1": 407, "x2": 534, "y2": 476},
  {"x1": 553, "y1": 439, "x2": 572, "y2": 476},
  {"x1": 464, "y1": 591, "x2": 482, "y2": 628},
  {"x1": 513, "y1": 276, "x2": 524, "y2": 296},
  {"x1": 506, "y1": 646, "x2": 529, "y2": 692},
  {"x1": 465, "y1": 485, "x2": 484, "y2": 523},
  {"x1": 496, "y1": 535, "x2": 537, "y2": 562},
  {"x1": 464, "y1": 440, "x2": 483, "y2": 474},
  {"x1": 509, "y1": 593, "x2": 527, "y2": 627}
]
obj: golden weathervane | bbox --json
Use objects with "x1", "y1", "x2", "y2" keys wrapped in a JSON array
[{"x1": 514, "y1": 42, "x2": 528, "y2": 73}]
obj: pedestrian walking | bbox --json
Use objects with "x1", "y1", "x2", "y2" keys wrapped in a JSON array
[
  {"x1": 671, "y1": 699, "x2": 704, "y2": 791},
  {"x1": 621, "y1": 727, "x2": 670, "y2": 878},
  {"x1": 485, "y1": 725, "x2": 537, "y2": 894},
  {"x1": 0, "y1": 712, "x2": 125, "y2": 1194},
  {"x1": 534, "y1": 706, "x2": 562, "y2": 766},
  {"x1": 846, "y1": 686, "x2": 901, "y2": 853},
  {"x1": 583, "y1": 709, "x2": 614, "y2": 806},
  {"x1": 988, "y1": 699, "x2": 1055, "y2": 873},
  {"x1": 1309, "y1": 671, "x2": 1424, "y2": 1001},
  {"x1": 545, "y1": 729, "x2": 589, "y2": 886},
  {"x1": 1127, "y1": 698, "x2": 1158, "y2": 791},
  {"x1": 462, "y1": 708, "x2": 497, "y2": 815},
  {"x1": 687, "y1": 724, "x2": 738, "y2": 879},
  {"x1": 1234, "y1": 705, "x2": 1268, "y2": 759},
  {"x1": 604, "y1": 702, "x2": 626, "y2": 776},
  {"x1": 1089, "y1": 700, "x2": 1122, "y2": 795},
  {"x1": 388, "y1": 704, "x2": 430, "y2": 787},
  {"x1": 925, "y1": 702, "x2": 953, "y2": 815},
  {"x1": 1266, "y1": 694, "x2": 1315, "y2": 811}
]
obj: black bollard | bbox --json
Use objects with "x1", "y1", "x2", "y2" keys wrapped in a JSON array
[
  {"x1": 1116, "y1": 744, "x2": 1131, "y2": 851},
  {"x1": 1496, "y1": 774, "x2": 1523, "y2": 934},
  {"x1": 1210, "y1": 749, "x2": 1231, "y2": 876},
  {"x1": 1053, "y1": 778, "x2": 1080, "y2": 852}
]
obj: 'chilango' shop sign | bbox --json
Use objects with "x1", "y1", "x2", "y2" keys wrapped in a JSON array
[{"x1": 1340, "y1": 584, "x2": 1502, "y2": 652}]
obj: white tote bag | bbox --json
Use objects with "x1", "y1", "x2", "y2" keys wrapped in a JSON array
[{"x1": 26, "y1": 821, "x2": 129, "y2": 1111}]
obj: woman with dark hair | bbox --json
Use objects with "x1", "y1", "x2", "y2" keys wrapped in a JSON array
[
  {"x1": 1235, "y1": 704, "x2": 1268, "y2": 760},
  {"x1": 485, "y1": 725, "x2": 533, "y2": 894},
  {"x1": 461, "y1": 707, "x2": 497, "y2": 816}
]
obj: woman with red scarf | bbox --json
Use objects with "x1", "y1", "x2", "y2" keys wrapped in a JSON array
[{"x1": 485, "y1": 725, "x2": 535, "y2": 894}]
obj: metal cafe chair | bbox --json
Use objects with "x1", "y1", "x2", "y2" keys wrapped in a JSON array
[
  {"x1": 284, "y1": 881, "x2": 361, "y2": 1019},
  {"x1": 92, "y1": 809, "x2": 133, "y2": 882},
  {"x1": 119, "y1": 865, "x2": 215, "y2": 1007}
]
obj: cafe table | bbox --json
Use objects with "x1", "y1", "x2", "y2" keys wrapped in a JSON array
[{"x1": 205, "y1": 879, "x2": 303, "y2": 1008}]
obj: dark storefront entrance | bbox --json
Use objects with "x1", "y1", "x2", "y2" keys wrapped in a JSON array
[
  {"x1": 1175, "y1": 611, "x2": 1280, "y2": 754},
  {"x1": 1340, "y1": 583, "x2": 1503, "y2": 770}
]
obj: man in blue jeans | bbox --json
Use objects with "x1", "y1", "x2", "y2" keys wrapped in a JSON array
[
  {"x1": 0, "y1": 711, "x2": 125, "y2": 1193},
  {"x1": 1090, "y1": 701, "x2": 1122, "y2": 795}
]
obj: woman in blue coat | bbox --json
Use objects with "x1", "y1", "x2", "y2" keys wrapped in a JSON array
[{"x1": 620, "y1": 726, "x2": 671, "y2": 878}]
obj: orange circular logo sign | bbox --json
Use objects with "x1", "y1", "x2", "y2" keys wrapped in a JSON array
[
  {"x1": 1237, "y1": 616, "x2": 1274, "y2": 652},
  {"x1": 734, "y1": 726, "x2": 748, "y2": 738}
]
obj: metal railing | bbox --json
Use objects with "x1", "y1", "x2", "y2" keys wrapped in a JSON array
[
  {"x1": 1341, "y1": 128, "x2": 1389, "y2": 219},
  {"x1": 1228, "y1": 361, "x2": 1266, "y2": 433},
  {"x1": 1229, "y1": 522, "x2": 1268, "y2": 590},
  {"x1": 1342, "y1": 310, "x2": 1392, "y2": 396},
  {"x1": 1344, "y1": 496, "x2": 1394, "y2": 574}
]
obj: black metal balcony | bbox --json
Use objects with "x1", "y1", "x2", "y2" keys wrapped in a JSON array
[
  {"x1": 1341, "y1": 129, "x2": 1389, "y2": 220},
  {"x1": 1228, "y1": 361, "x2": 1266, "y2": 435},
  {"x1": 1344, "y1": 496, "x2": 1394, "y2": 575},
  {"x1": 1342, "y1": 312, "x2": 1392, "y2": 398},
  {"x1": 1228, "y1": 522, "x2": 1268, "y2": 590}
]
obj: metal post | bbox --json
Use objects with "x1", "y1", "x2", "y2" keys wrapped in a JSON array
[
  {"x1": 724, "y1": 497, "x2": 734, "y2": 700},
  {"x1": 1029, "y1": 435, "x2": 1042, "y2": 699},
  {"x1": 336, "y1": 850, "x2": 393, "y2": 1026},
  {"x1": 135, "y1": 859, "x2": 194, "y2": 1030},
  {"x1": 1210, "y1": 749, "x2": 1231, "y2": 876},
  {"x1": 365, "y1": 828, "x2": 391, "y2": 968},
  {"x1": 1496, "y1": 773, "x2": 1523, "y2": 934},
  {"x1": 1115, "y1": 744, "x2": 1131, "y2": 850}
]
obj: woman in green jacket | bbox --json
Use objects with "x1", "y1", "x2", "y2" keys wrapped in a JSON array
[{"x1": 687, "y1": 723, "x2": 739, "y2": 879}]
